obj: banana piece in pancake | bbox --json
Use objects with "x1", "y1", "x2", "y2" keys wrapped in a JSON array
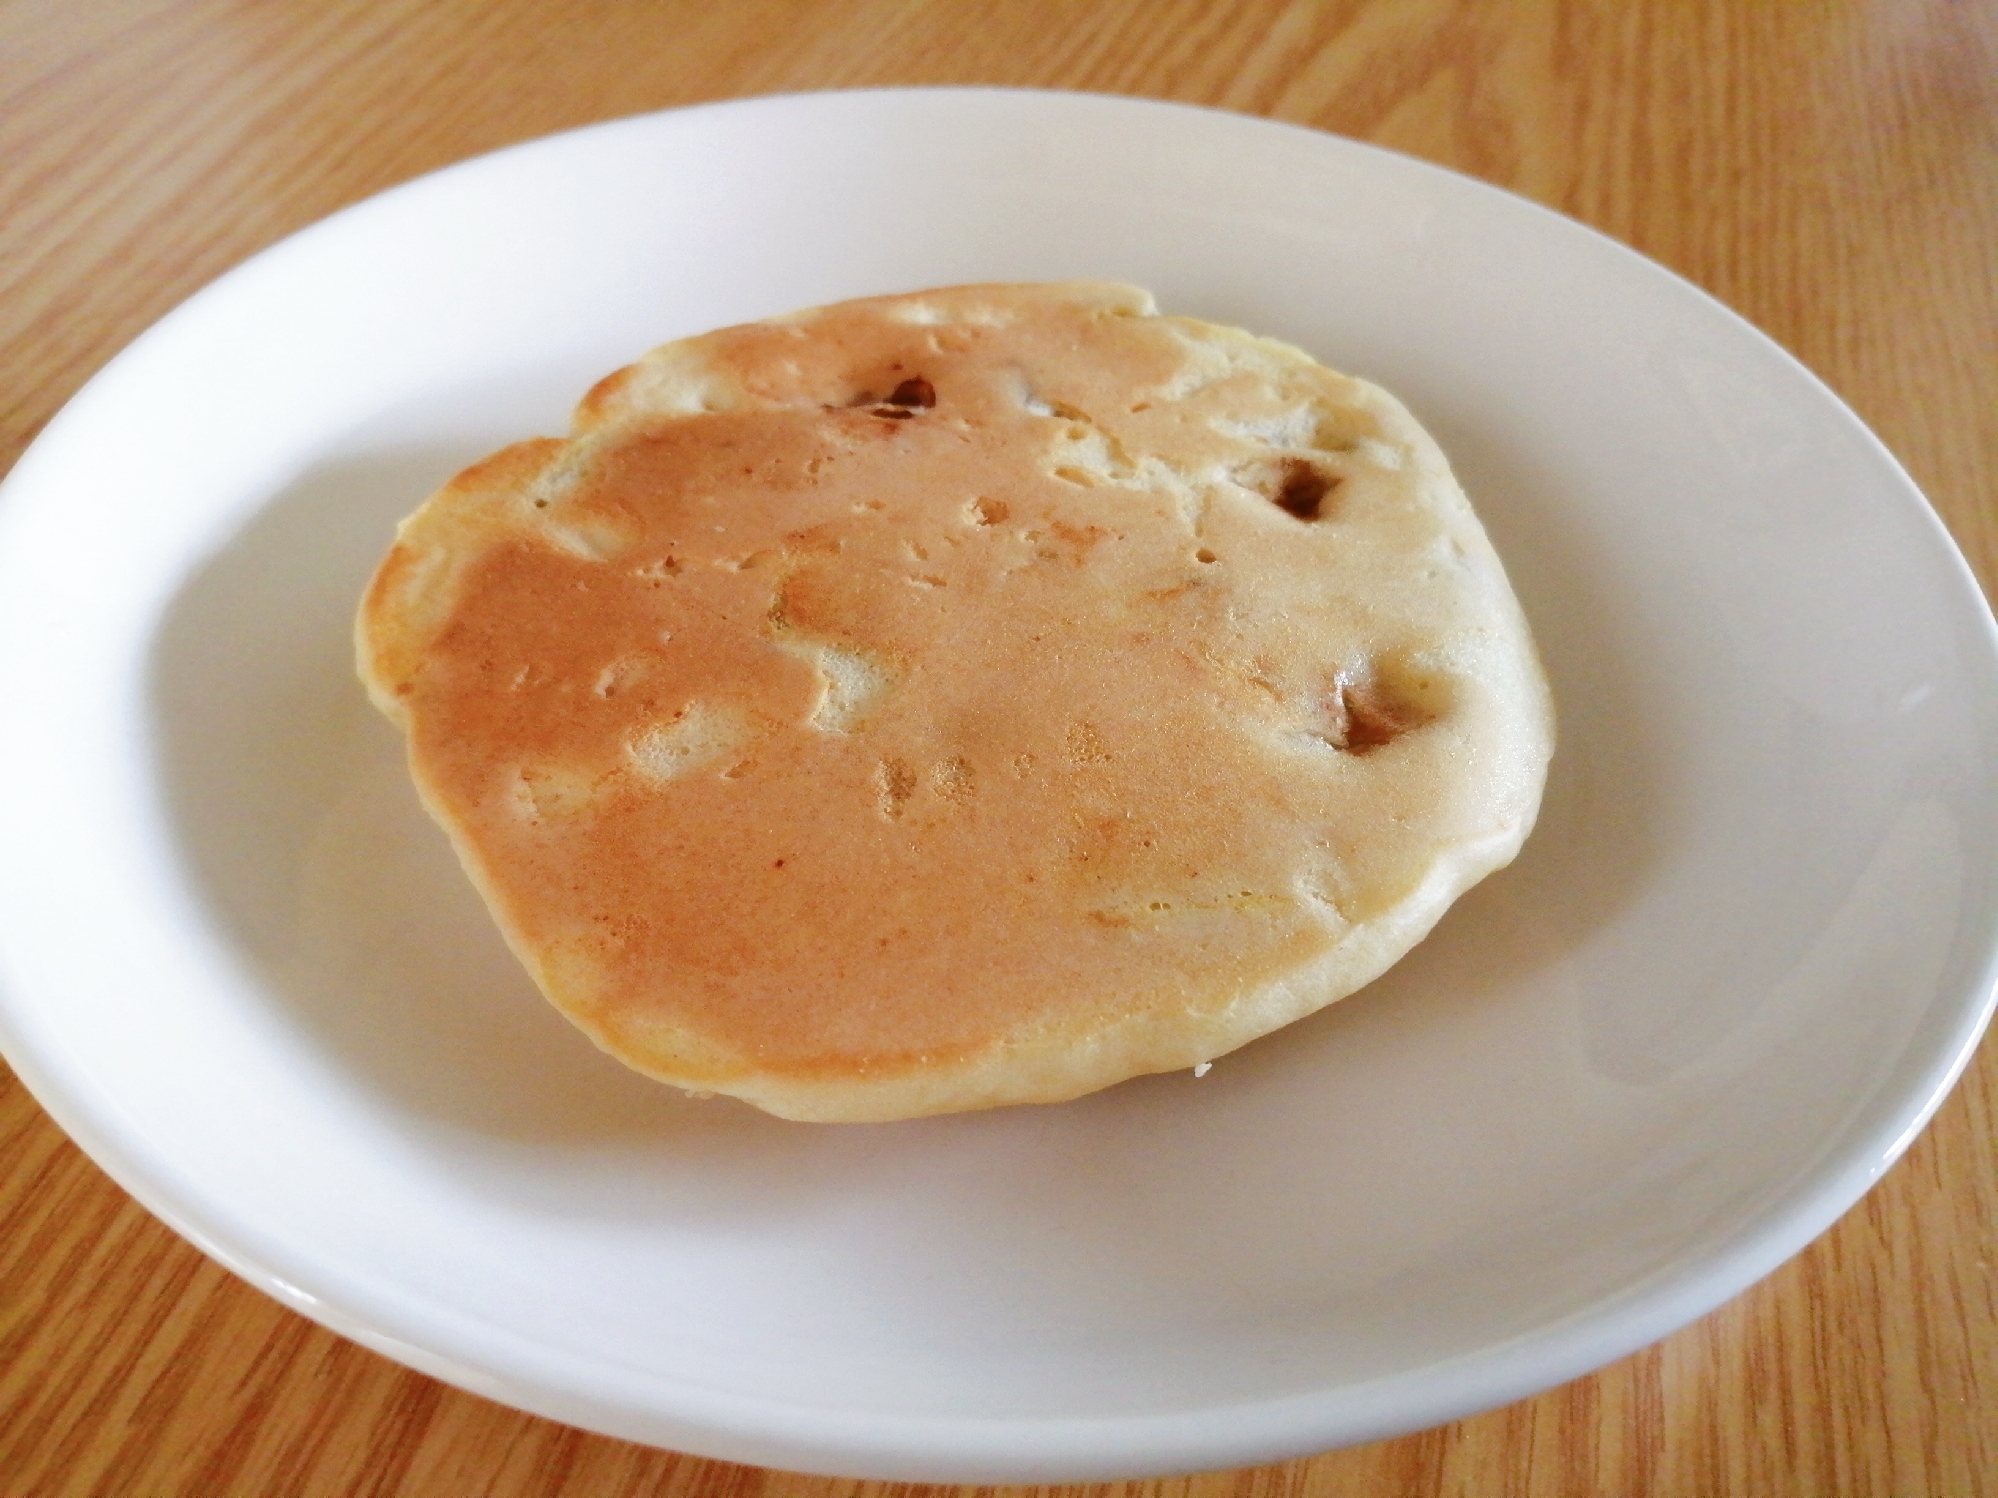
[{"x1": 357, "y1": 282, "x2": 1553, "y2": 1123}]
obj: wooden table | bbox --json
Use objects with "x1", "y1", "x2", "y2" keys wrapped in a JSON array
[{"x1": 3, "y1": 3, "x2": 1993, "y2": 1493}]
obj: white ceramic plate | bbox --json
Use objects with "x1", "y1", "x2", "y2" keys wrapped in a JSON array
[{"x1": 1, "y1": 90, "x2": 1994, "y2": 1482}]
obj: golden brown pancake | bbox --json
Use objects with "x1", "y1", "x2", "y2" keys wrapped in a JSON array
[{"x1": 357, "y1": 283, "x2": 1553, "y2": 1122}]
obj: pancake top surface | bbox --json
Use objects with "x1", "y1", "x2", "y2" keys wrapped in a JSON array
[{"x1": 358, "y1": 282, "x2": 1552, "y2": 1120}]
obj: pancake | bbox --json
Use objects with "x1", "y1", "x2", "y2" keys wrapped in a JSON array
[{"x1": 357, "y1": 282, "x2": 1553, "y2": 1122}]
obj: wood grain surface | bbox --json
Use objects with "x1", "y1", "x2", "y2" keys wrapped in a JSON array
[{"x1": 3, "y1": 2, "x2": 1995, "y2": 1494}]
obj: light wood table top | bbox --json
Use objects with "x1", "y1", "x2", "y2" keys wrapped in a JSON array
[{"x1": 3, "y1": 3, "x2": 1994, "y2": 1494}]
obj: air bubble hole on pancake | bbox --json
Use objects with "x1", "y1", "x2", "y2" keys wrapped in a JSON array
[
  {"x1": 627, "y1": 702, "x2": 754, "y2": 782},
  {"x1": 775, "y1": 636, "x2": 892, "y2": 732}
]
